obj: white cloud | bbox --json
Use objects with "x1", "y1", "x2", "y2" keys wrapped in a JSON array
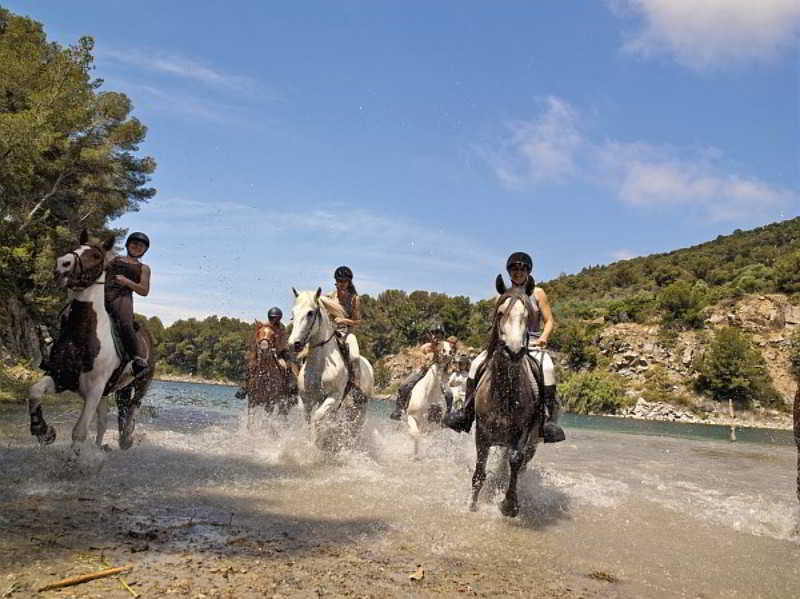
[
  {"x1": 98, "y1": 47, "x2": 261, "y2": 94},
  {"x1": 611, "y1": 249, "x2": 638, "y2": 261},
  {"x1": 612, "y1": 0, "x2": 800, "y2": 69},
  {"x1": 483, "y1": 97, "x2": 797, "y2": 222}
]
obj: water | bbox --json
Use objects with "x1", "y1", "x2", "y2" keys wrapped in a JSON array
[{"x1": 1, "y1": 380, "x2": 798, "y2": 597}]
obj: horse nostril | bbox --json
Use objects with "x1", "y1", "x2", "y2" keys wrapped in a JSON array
[{"x1": 293, "y1": 342, "x2": 303, "y2": 353}]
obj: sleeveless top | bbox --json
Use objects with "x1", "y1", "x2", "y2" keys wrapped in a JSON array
[
  {"x1": 325, "y1": 290, "x2": 359, "y2": 333},
  {"x1": 105, "y1": 257, "x2": 142, "y2": 302}
]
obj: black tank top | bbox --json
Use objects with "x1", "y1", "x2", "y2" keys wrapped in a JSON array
[{"x1": 105, "y1": 258, "x2": 142, "y2": 301}]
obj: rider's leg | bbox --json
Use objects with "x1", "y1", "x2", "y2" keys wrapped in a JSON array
[
  {"x1": 443, "y1": 351, "x2": 485, "y2": 433},
  {"x1": 442, "y1": 382, "x2": 454, "y2": 413},
  {"x1": 531, "y1": 349, "x2": 565, "y2": 443},
  {"x1": 390, "y1": 369, "x2": 425, "y2": 420},
  {"x1": 345, "y1": 334, "x2": 368, "y2": 403},
  {"x1": 109, "y1": 296, "x2": 149, "y2": 378}
]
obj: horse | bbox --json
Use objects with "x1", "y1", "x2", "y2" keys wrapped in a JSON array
[
  {"x1": 26, "y1": 230, "x2": 154, "y2": 454},
  {"x1": 405, "y1": 339, "x2": 454, "y2": 458},
  {"x1": 243, "y1": 323, "x2": 296, "y2": 427},
  {"x1": 468, "y1": 275, "x2": 545, "y2": 517},
  {"x1": 287, "y1": 288, "x2": 374, "y2": 452}
]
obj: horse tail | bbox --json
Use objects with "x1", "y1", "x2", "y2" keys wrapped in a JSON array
[{"x1": 132, "y1": 319, "x2": 156, "y2": 404}]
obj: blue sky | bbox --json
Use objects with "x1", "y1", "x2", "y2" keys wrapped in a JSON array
[{"x1": 9, "y1": 1, "x2": 799, "y2": 323}]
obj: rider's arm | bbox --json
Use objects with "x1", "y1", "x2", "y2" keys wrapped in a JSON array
[
  {"x1": 337, "y1": 294, "x2": 362, "y2": 328},
  {"x1": 535, "y1": 287, "x2": 554, "y2": 346},
  {"x1": 117, "y1": 264, "x2": 151, "y2": 297}
]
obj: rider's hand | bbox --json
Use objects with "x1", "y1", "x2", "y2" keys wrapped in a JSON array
[
  {"x1": 533, "y1": 337, "x2": 548, "y2": 347},
  {"x1": 114, "y1": 274, "x2": 130, "y2": 287}
]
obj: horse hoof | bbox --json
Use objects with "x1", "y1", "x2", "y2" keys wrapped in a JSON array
[
  {"x1": 469, "y1": 501, "x2": 479, "y2": 512},
  {"x1": 37, "y1": 426, "x2": 56, "y2": 446},
  {"x1": 499, "y1": 500, "x2": 519, "y2": 518},
  {"x1": 100, "y1": 444, "x2": 113, "y2": 453}
]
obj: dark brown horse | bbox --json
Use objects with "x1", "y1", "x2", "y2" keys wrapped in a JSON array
[
  {"x1": 469, "y1": 277, "x2": 545, "y2": 517},
  {"x1": 243, "y1": 324, "x2": 295, "y2": 427},
  {"x1": 27, "y1": 230, "x2": 154, "y2": 453}
]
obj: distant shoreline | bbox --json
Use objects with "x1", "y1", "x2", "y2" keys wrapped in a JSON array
[{"x1": 154, "y1": 373, "x2": 238, "y2": 387}]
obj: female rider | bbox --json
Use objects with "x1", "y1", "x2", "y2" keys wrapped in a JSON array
[
  {"x1": 105, "y1": 232, "x2": 151, "y2": 378},
  {"x1": 325, "y1": 266, "x2": 367, "y2": 399},
  {"x1": 443, "y1": 251, "x2": 565, "y2": 443}
]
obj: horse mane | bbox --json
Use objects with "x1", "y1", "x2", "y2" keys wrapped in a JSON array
[
  {"x1": 317, "y1": 294, "x2": 343, "y2": 320},
  {"x1": 485, "y1": 290, "x2": 526, "y2": 361}
]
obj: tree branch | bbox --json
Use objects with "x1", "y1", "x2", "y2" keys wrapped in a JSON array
[{"x1": 21, "y1": 171, "x2": 67, "y2": 230}]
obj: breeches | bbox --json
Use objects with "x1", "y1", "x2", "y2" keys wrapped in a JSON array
[
  {"x1": 344, "y1": 333, "x2": 360, "y2": 362},
  {"x1": 106, "y1": 294, "x2": 143, "y2": 358},
  {"x1": 468, "y1": 345, "x2": 555, "y2": 386}
]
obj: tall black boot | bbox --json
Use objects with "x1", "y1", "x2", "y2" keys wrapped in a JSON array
[
  {"x1": 542, "y1": 385, "x2": 566, "y2": 443},
  {"x1": 390, "y1": 369, "x2": 424, "y2": 420},
  {"x1": 349, "y1": 360, "x2": 369, "y2": 405},
  {"x1": 443, "y1": 377, "x2": 476, "y2": 433}
]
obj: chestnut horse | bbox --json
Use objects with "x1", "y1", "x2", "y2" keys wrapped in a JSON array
[
  {"x1": 26, "y1": 231, "x2": 154, "y2": 454},
  {"x1": 468, "y1": 276, "x2": 545, "y2": 517},
  {"x1": 243, "y1": 323, "x2": 296, "y2": 427}
]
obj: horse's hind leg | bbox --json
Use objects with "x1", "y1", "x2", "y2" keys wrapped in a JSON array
[
  {"x1": 500, "y1": 430, "x2": 531, "y2": 518},
  {"x1": 27, "y1": 376, "x2": 57, "y2": 445},
  {"x1": 407, "y1": 413, "x2": 422, "y2": 460},
  {"x1": 116, "y1": 386, "x2": 137, "y2": 450},
  {"x1": 95, "y1": 395, "x2": 109, "y2": 449},
  {"x1": 470, "y1": 433, "x2": 490, "y2": 512}
]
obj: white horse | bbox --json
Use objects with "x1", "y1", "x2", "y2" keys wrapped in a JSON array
[
  {"x1": 405, "y1": 340, "x2": 454, "y2": 458},
  {"x1": 287, "y1": 288, "x2": 374, "y2": 452},
  {"x1": 26, "y1": 230, "x2": 154, "y2": 456}
]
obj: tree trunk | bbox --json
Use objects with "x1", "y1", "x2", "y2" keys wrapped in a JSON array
[{"x1": 0, "y1": 294, "x2": 47, "y2": 366}]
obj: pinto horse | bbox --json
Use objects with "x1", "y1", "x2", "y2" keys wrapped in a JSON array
[
  {"x1": 26, "y1": 231, "x2": 154, "y2": 454},
  {"x1": 405, "y1": 339, "x2": 454, "y2": 458},
  {"x1": 243, "y1": 323, "x2": 296, "y2": 427},
  {"x1": 287, "y1": 288, "x2": 374, "y2": 452},
  {"x1": 468, "y1": 276, "x2": 545, "y2": 517}
]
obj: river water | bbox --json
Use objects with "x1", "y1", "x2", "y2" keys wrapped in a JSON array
[{"x1": 1, "y1": 380, "x2": 798, "y2": 597}]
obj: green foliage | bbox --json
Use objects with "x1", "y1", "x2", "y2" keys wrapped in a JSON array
[
  {"x1": 658, "y1": 280, "x2": 706, "y2": 329},
  {"x1": 775, "y1": 250, "x2": 800, "y2": 293},
  {"x1": 0, "y1": 8, "x2": 156, "y2": 357},
  {"x1": 373, "y1": 359, "x2": 391, "y2": 390},
  {"x1": 694, "y1": 327, "x2": 782, "y2": 408},
  {"x1": 788, "y1": 328, "x2": 800, "y2": 381},
  {"x1": 550, "y1": 319, "x2": 598, "y2": 370},
  {"x1": 559, "y1": 370, "x2": 631, "y2": 415},
  {"x1": 605, "y1": 293, "x2": 655, "y2": 324}
]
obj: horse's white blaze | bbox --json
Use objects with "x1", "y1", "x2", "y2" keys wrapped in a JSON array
[{"x1": 498, "y1": 297, "x2": 527, "y2": 355}]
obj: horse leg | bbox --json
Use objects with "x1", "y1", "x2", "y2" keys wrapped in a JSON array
[
  {"x1": 71, "y1": 384, "x2": 103, "y2": 454},
  {"x1": 407, "y1": 413, "x2": 422, "y2": 460},
  {"x1": 27, "y1": 376, "x2": 57, "y2": 445},
  {"x1": 500, "y1": 430, "x2": 532, "y2": 518},
  {"x1": 95, "y1": 395, "x2": 109, "y2": 449},
  {"x1": 470, "y1": 431, "x2": 490, "y2": 512},
  {"x1": 116, "y1": 386, "x2": 137, "y2": 450}
]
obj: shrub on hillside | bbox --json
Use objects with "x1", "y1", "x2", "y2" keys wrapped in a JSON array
[
  {"x1": 694, "y1": 327, "x2": 782, "y2": 409},
  {"x1": 550, "y1": 319, "x2": 598, "y2": 370},
  {"x1": 775, "y1": 250, "x2": 800, "y2": 294},
  {"x1": 605, "y1": 293, "x2": 656, "y2": 324},
  {"x1": 658, "y1": 280, "x2": 706, "y2": 329},
  {"x1": 559, "y1": 370, "x2": 631, "y2": 415}
]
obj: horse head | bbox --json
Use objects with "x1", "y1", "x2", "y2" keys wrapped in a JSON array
[
  {"x1": 433, "y1": 339, "x2": 455, "y2": 367},
  {"x1": 55, "y1": 230, "x2": 115, "y2": 289},
  {"x1": 287, "y1": 287, "x2": 323, "y2": 353},
  {"x1": 492, "y1": 277, "x2": 530, "y2": 361}
]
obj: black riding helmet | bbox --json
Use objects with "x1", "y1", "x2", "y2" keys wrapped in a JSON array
[
  {"x1": 428, "y1": 319, "x2": 445, "y2": 336},
  {"x1": 334, "y1": 265, "x2": 353, "y2": 280},
  {"x1": 126, "y1": 232, "x2": 150, "y2": 249},
  {"x1": 267, "y1": 307, "x2": 282, "y2": 321},
  {"x1": 506, "y1": 251, "x2": 532, "y2": 272}
]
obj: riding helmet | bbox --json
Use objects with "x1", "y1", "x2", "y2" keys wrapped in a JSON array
[
  {"x1": 267, "y1": 307, "x2": 283, "y2": 320},
  {"x1": 428, "y1": 319, "x2": 445, "y2": 335},
  {"x1": 506, "y1": 251, "x2": 532, "y2": 272},
  {"x1": 334, "y1": 265, "x2": 353, "y2": 280},
  {"x1": 126, "y1": 232, "x2": 150, "y2": 249}
]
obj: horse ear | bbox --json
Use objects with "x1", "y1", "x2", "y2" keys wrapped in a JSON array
[
  {"x1": 314, "y1": 287, "x2": 321, "y2": 301},
  {"x1": 79, "y1": 229, "x2": 89, "y2": 245},
  {"x1": 525, "y1": 276, "x2": 535, "y2": 296},
  {"x1": 495, "y1": 274, "x2": 506, "y2": 295},
  {"x1": 292, "y1": 287, "x2": 299, "y2": 298},
  {"x1": 102, "y1": 236, "x2": 115, "y2": 252}
]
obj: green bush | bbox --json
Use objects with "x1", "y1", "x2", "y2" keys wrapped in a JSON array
[
  {"x1": 775, "y1": 250, "x2": 800, "y2": 293},
  {"x1": 694, "y1": 327, "x2": 782, "y2": 409},
  {"x1": 373, "y1": 359, "x2": 391, "y2": 390},
  {"x1": 658, "y1": 280, "x2": 706, "y2": 329},
  {"x1": 550, "y1": 319, "x2": 598, "y2": 370},
  {"x1": 559, "y1": 370, "x2": 631, "y2": 415}
]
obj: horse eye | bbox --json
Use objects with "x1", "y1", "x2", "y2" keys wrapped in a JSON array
[
  {"x1": 62, "y1": 261, "x2": 70, "y2": 267},
  {"x1": 307, "y1": 311, "x2": 313, "y2": 317}
]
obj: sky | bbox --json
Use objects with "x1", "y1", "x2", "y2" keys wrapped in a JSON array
[{"x1": 7, "y1": 1, "x2": 800, "y2": 324}]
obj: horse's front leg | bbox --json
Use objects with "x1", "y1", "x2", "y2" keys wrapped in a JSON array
[
  {"x1": 116, "y1": 387, "x2": 137, "y2": 450},
  {"x1": 470, "y1": 430, "x2": 490, "y2": 512},
  {"x1": 407, "y1": 413, "x2": 422, "y2": 460},
  {"x1": 27, "y1": 376, "x2": 57, "y2": 445},
  {"x1": 500, "y1": 429, "x2": 531, "y2": 518},
  {"x1": 95, "y1": 395, "x2": 109, "y2": 449},
  {"x1": 71, "y1": 382, "x2": 104, "y2": 454}
]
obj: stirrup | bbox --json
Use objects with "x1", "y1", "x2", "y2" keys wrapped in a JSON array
[{"x1": 443, "y1": 409, "x2": 472, "y2": 433}]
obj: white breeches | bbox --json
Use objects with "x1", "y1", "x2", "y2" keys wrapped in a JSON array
[
  {"x1": 344, "y1": 333, "x2": 360, "y2": 363},
  {"x1": 468, "y1": 344, "x2": 555, "y2": 386}
]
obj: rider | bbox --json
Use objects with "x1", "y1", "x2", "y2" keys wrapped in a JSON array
[
  {"x1": 326, "y1": 266, "x2": 368, "y2": 401},
  {"x1": 105, "y1": 232, "x2": 151, "y2": 379},
  {"x1": 389, "y1": 320, "x2": 453, "y2": 420},
  {"x1": 443, "y1": 251, "x2": 565, "y2": 443},
  {"x1": 447, "y1": 353, "x2": 471, "y2": 411},
  {"x1": 263, "y1": 306, "x2": 298, "y2": 393}
]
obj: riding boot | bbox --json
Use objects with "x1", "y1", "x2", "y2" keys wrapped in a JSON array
[
  {"x1": 132, "y1": 356, "x2": 150, "y2": 379},
  {"x1": 443, "y1": 377, "x2": 476, "y2": 433},
  {"x1": 349, "y1": 360, "x2": 369, "y2": 405},
  {"x1": 542, "y1": 385, "x2": 566, "y2": 443}
]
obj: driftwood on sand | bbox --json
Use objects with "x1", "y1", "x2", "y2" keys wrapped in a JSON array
[{"x1": 37, "y1": 565, "x2": 133, "y2": 592}]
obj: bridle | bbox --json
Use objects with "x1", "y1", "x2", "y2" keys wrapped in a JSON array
[
  {"x1": 65, "y1": 247, "x2": 106, "y2": 290},
  {"x1": 493, "y1": 292, "x2": 531, "y2": 362},
  {"x1": 295, "y1": 304, "x2": 336, "y2": 350}
]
